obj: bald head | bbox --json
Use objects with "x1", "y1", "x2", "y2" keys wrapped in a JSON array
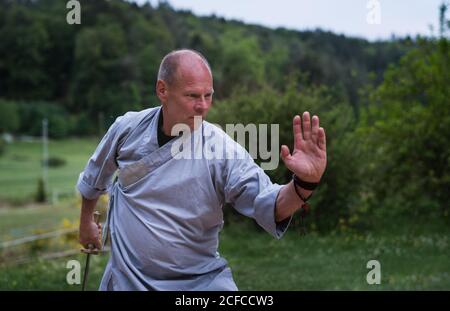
[
  {"x1": 155, "y1": 49, "x2": 214, "y2": 134},
  {"x1": 157, "y1": 49, "x2": 212, "y2": 86}
]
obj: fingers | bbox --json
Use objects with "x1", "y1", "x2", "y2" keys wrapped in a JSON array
[
  {"x1": 311, "y1": 115, "x2": 319, "y2": 143},
  {"x1": 302, "y1": 112, "x2": 311, "y2": 140},
  {"x1": 82, "y1": 239, "x2": 102, "y2": 252},
  {"x1": 79, "y1": 222, "x2": 103, "y2": 251},
  {"x1": 80, "y1": 239, "x2": 101, "y2": 250},
  {"x1": 318, "y1": 127, "x2": 326, "y2": 152},
  {"x1": 93, "y1": 239, "x2": 102, "y2": 250},
  {"x1": 293, "y1": 115, "x2": 302, "y2": 149},
  {"x1": 95, "y1": 223, "x2": 103, "y2": 250},
  {"x1": 280, "y1": 145, "x2": 291, "y2": 161}
]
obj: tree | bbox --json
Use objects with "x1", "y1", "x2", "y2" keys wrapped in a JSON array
[
  {"x1": 357, "y1": 37, "x2": 450, "y2": 223},
  {"x1": 0, "y1": 5, "x2": 51, "y2": 99},
  {"x1": 216, "y1": 30, "x2": 266, "y2": 98}
]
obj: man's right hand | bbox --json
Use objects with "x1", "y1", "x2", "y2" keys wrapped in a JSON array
[
  {"x1": 79, "y1": 219, "x2": 102, "y2": 250},
  {"x1": 79, "y1": 196, "x2": 102, "y2": 251}
]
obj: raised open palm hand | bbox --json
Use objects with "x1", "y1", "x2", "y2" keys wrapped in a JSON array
[{"x1": 280, "y1": 112, "x2": 327, "y2": 183}]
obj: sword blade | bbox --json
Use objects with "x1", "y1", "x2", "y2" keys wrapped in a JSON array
[{"x1": 81, "y1": 253, "x2": 91, "y2": 291}]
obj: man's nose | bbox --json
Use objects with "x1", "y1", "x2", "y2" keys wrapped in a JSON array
[{"x1": 194, "y1": 96, "x2": 208, "y2": 112}]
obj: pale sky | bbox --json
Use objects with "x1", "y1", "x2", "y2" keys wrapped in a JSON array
[{"x1": 131, "y1": 0, "x2": 446, "y2": 41}]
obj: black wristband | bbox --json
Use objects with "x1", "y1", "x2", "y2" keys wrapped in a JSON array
[
  {"x1": 292, "y1": 181, "x2": 312, "y2": 203},
  {"x1": 292, "y1": 174, "x2": 319, "y2": 191}
]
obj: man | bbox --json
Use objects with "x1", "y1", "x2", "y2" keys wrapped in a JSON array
[{"x1": 78, "y1": 49, "x2": 327, "y2": 290}]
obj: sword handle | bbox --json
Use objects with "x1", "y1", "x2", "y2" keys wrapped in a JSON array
[{"x1": 93, "y1": 211, "x2": 101, "y2": 225}]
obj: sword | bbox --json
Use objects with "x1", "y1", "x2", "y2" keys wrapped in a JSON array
[{"x1": 81, "y1": 211, "x2": 101, "y2": 291}]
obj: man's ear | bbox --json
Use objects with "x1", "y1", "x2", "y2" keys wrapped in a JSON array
[{"x1": 156, "y1": 80, "x2": 168, "y2": 102}]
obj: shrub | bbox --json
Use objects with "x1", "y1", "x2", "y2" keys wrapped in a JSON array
[
  {"x1": 44, "y1": 156, "x2": 66, "y2": 168},
  {"x1": 35, "y1": 178, "x2": 47, "y2": 203}
]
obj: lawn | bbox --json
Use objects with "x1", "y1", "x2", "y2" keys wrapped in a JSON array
[
  {"x1": 0, "y1": 209, "x2": 448, "y2": 290},
  {"x1": 0, "y1": 138, "x2": 99, "y2": 203},
  {"x1": 221, "y1": 224, "x2": 450, "y2": 290},
  {"x1": 0, "y1": 202, "x2": 80, "y2": 241}
]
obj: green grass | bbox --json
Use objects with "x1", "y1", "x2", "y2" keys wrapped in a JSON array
[
  {"x1": 0, "y1": 253, "x2": 108, "y2": 291},
  {"x1": 221, "y1": 224, "x2": 450, "y2": 290},
  {"x1": 0, "y1": 201, "x2": 80, "y2": 241},
  {"x1": 0, "y1": 217, "x2": 449, "y2": 290},
  {"x1": 0, "y1": 138, "x2": 99, "y2": 203}
]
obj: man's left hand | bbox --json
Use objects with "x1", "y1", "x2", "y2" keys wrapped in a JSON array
[{"x1": 280, "y1": 112, "x2": 327, "y2": 183}]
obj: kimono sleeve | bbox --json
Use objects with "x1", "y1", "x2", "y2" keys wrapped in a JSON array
[
  {"x1": 222, "y1": 141, "x2": 293, "y2": 239},
  {"x1": 76, "y1": 117, "x2": 123, "y2": 200}
]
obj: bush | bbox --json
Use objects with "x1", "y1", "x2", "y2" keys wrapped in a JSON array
[
  {"x1": 17, "y1": 101, "x2": 72, "y2": 138},
  {"x1": 0, "y1": 99, "x2": 20, "y2": 133},
  {"x1": 357, "y1": 38, "x2": 450, "y2": 224},
  {"x1": 35, "y1": 178, "x2": 47, "y2": 203},
  {"x1": 0, "y1": 137, "x2": 4, "y2": 156},
  {"x1": 44, "y1": 156, "x2": 66, "y2": 168}
]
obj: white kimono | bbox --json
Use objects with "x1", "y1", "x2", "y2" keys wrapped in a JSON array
[{"x1": 77, "y1": 106, "x2": 292, "y2": 291}]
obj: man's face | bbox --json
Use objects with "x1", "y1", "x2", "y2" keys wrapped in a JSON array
[{"x1": 158, "y1": 60, "x2": 214, "y2": 132}]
